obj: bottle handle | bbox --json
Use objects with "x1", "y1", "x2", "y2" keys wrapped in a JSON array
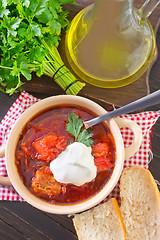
[
  {"x1": 0, "y1": 145, "x2": 12, "y2": 186},
  {"x1": 114, "y1": 118, "x2": 143, "y2": 160},
  {"x1": 138, "y1": 0, "x2": 160, "y2": 19}
]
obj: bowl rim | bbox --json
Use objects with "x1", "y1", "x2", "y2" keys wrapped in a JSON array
[{"x1": 5, "y1": 95, "x2": 124, "y2": 214}]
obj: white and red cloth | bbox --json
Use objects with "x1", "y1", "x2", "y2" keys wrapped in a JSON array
[{"x1": 0, "y1": 91, "x2": 159, "y2": 201}]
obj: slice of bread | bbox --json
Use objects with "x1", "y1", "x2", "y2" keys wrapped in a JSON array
[
  {"x1": 73, "y1": 198, "x2": 126, "y2": 240},
  {"x1": 120, "y1": 165, "x2": 160, "y2": 240}
]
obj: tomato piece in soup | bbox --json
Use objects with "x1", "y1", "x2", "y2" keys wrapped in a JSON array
[
  {"x1": 31, "y1": 165, "x2": 61, "y2": 198},
  {"x1": 92, "y1": 143, "x2": 113, "y2": 172},
  {"x1": 32, "y1": 134, "x2": 68, "y2": 162},
  {"x1": 92, "y1": 143, "x2": 109, "y2": 157},
  {"x1": 55, "y1": 136, "x2": 68, "y2": 151},
  {"x1": 94, "y1": 155, "x2": 114, "y2": 172}
]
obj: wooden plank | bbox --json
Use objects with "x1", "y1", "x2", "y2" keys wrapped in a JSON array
[
  {"x1": 150, "y1": 155, "x2": 160, "y2": 190},
  {"x1": 0, "y1": 202, "x2": 77, "y2": 240},
  {"x1": 0, "y1": 203, "x2": 53, "y2": 240},
  {"x1": 0, "y1": 92, "x2": 19, "y2": 121},
  {"x1": 0, "y1": 219, "x2": 25, "y2": 240},
  {"x1": 43, "y1": 213, "x2": 76, "y2": 235}
]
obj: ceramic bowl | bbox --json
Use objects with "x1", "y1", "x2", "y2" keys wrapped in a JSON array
[{"x1": 0, "y1": 95, "x2": 142, "y2": 214}]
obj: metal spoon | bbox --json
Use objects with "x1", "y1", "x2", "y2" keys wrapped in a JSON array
[{"x1": 84, "y1": 90, "x2": 160, "y2": 129}]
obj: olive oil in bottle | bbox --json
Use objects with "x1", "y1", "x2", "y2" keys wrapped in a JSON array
[{"x1": 65, "y1": 0, "x2": 155, "y2": 88}]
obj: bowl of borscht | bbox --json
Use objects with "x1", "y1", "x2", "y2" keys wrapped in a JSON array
[{"x1": 0, "y1": 95, "x2": 142, "y2": 214}]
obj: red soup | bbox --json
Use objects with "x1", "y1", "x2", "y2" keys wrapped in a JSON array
[{"x1": 15, "y1": 105, "x2": 116, "y2": 205}]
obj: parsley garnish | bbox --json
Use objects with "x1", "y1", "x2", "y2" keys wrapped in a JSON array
[
  {"x1": 66, "y1": 113, "x2": 93, "y2": 147},
  {"x1": 0, "y1": 0, "x2": 85, "y2": 95}
]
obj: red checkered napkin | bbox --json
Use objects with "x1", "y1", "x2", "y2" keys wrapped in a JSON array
[
  {"x1": 0, "y1": 91, "x2": 40, "y2": 201},
  {"x1": 107, "y1": 111, "x2": 160, "y2": 203},
  {"x1": 0, "y1": 91, "x2": 159, "y2": 201}
]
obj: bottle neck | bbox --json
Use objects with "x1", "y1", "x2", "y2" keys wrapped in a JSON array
[
  {"x1": 92, "y1": 0, "x2": 135, "y2": 32},
  {"x1": 118, "y1": 0, "x2": 136, "y2": 31}
]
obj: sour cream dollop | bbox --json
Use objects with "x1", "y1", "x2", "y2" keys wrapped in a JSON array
[{"x1": 50, "y1": 142, "x2": 97, "y2": 186}]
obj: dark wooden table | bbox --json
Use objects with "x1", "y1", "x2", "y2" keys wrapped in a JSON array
[{"x1": 0, "y1": 1, "x2": 160, "y2": 239}]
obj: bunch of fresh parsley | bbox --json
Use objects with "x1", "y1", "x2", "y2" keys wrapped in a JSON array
[{"x1": 0, "y1": 0, "x2": 85, "y2": 95}]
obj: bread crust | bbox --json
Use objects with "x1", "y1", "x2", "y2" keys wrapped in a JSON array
[
  {"x1": 120, "y1": 165, "x2": 160, "y2": 240},
  {"x1": 111, "y1": 198, "x2": 127, "y2": 239},
  {"x1": 73, "y1": 198, "x2": 126, "y2": 240}
]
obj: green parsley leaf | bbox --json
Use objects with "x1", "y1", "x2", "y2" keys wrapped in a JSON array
[
  {"x1": 27, "y1": 22, "x2": 41, "y2": 37},
  {"x1": 20, "y1": 62, "x2": 32, "y2": 80},
  {"x1": 47, "y1": 19, "x2": 61, "y2": 35},
  {"x1": 77, "y1": 129, "x2": 93, "y2": 147},
  {"x1": 0, "y1": 1, "x2": 10, "y2": 18},
  {"x1": 66, "y1": 112, "x2": 83, "y2": 141},
  {"x1": 66, "y1": 113, "x2": 93, "y2": 147},
  {"x1": 60, "y1": 0, "x2": 77, "y2": 5}
]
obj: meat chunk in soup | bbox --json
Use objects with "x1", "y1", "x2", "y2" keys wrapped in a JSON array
[{"x1": 31, "y1": 166, "x2": 61, "y2": 198}]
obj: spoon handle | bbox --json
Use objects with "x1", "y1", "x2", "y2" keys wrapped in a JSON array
[{"x1": 84, "y1": 90, "x2": 160, "y2": 129}]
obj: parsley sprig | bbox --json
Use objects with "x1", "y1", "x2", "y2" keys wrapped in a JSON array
[
  {"x1": 66, "y1": 112, "x2": 93, "y2": 147},
  {"x1": 0, "y1": 0, "x2": 85, "y2": 95}
]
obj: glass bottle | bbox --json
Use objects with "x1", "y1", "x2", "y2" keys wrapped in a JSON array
[{"x1": 65, "y1": 0, "x2": 160, "y2": 88}]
